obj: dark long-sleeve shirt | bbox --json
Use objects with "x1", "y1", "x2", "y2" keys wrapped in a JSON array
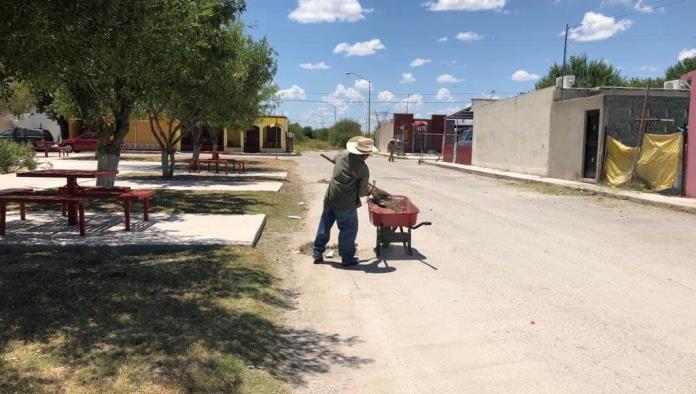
[{"x1": 325, "y1": 151, "x2": 370, "y2": 210}]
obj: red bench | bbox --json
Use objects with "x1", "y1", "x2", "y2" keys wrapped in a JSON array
[
  {"x1": 119, "y1": 190, "x2": 156, "y2": 231},
  {"x1": 62, "y1": 187, "x2": 155, "y2": 231},
  {"x1": 0, "y1": 195, "x2": 86, "y2": 236}
]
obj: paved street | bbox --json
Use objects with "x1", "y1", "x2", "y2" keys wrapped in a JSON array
[{"x1": 286, "y1": 152, "x2": 696, "y2": 393}]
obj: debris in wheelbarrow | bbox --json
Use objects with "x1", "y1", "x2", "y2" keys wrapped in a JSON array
[{"x1": 368, "y1": 195, "x2": 431, "y2": 257}]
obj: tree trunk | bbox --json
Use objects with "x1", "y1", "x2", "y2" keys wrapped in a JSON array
[
  {"x1": 192, "y1": 123, "x2": 203, "y2": 160},
  {"x1": 161, "y1": 150, "x2": 170, "y2": 178},
  {"x1": 96, "y1": 107, "x2": 131, "y2": 186},
  {"x1": 168, "y1": 151, "x2": 176, "y2": 178},
  {"x1": 96, "y1": 152, "x2": 121, "y2": 186}
]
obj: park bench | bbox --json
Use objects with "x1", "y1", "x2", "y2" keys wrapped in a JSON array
[
  {"x1": 0, "y1": 194, "x2": 86, "y2": 236},
  {"x1": 119, "y1": 189, "x2": 156, "y2": 231},
  {"x1": 60, "y1": 186, "x2": 155, "y2": 231},
  {"x1": 228, "y1": 159, "x2": 246, "y2": 173},
  {"x1": 194, "y1": 158, "x2": 230, "y2": 175}
]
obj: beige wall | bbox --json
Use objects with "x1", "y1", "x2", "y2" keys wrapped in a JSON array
[
  {"x1": 473, "y1": 87, "x2": 557, "y2": 176},
  {"x1": 376, "y1": 120, "x2": 394, "y2": 152},
  {"x1": 549, "y1": 95, "x2": 605, "y2": 180}
]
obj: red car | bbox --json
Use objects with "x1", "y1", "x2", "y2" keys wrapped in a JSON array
[
  {"x1": 58, "y1": 133, "x2": 127, "y2": 152},
  {"x1": 58, "y1": 132, "x2": 99, "y2": 152}
]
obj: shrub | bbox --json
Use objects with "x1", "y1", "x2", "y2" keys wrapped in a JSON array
[{"x1": 0, "y1": 140, "x2": 37, "y2": 173}]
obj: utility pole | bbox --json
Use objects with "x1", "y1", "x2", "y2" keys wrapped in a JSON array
[
  {"x1": 326, "y1": 102, "x2": 338, "y2": 125},
  {"x1": 562, "y1": 24, "x2": 570, "y2": 76},
  {"x1": 345, "y1": 72, "x2": 372, "y2": 137},
  {"x1": 406, "y1": 93, "x2": 411, "y2": 113}
]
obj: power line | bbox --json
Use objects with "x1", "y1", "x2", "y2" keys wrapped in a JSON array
[{"x1": 569, "y1": 0, "x2": 691, "y2": 28}]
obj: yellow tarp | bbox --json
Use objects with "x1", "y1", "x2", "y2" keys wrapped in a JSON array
[
  {"x1": 603, "y1": 133, "x2": 683, "y2": 191},
  {"x1": 636, "y1": 133, "x2": 684, "y2": 192},
  {"x1": 604, "y1": 136, "x2": 638, "y2": 187}
]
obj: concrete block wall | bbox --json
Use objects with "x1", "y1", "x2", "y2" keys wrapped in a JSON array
[{"x1": 472, "y1": 87, "x2": 556, "y2": 177}]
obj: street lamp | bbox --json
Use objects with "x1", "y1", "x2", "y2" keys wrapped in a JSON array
[{"x1": 345, "y1": 72, "x2": 371, "y2": 137}]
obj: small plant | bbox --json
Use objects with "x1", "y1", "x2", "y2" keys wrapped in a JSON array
[{"x1": 0, "y1": 140, "x2": 37, "y2": 173}]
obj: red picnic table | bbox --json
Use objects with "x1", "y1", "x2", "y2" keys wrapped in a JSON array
[{"x1": 16, "y1": 169, "x2": 118, "y2": 225}]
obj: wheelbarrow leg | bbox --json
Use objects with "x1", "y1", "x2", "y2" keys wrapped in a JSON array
[
  {"x1": 407, "y1": 228, "x2": 413, "y2": 255},
  {"x1": 375, "y1": 227, "x2": 381, "y2": 257}
]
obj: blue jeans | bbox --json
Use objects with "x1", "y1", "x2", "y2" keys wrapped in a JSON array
[{"x1": 313, "y1": 203, "x2": 359, "y2": 263}]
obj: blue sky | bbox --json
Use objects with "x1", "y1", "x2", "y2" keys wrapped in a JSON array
[{"x1": 243, "y1": 0, "x2": 696, "y2": 130}]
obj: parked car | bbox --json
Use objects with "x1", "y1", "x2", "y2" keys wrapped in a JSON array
[
  {"x1": 58, "y1": 132, "x2": 99, "y2": 152},
  {"x1": 0, "y1": 127, "x2": 54, "y2": 149}
]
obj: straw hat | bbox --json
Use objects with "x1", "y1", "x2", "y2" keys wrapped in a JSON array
[{"x1": 346, "y1": 136, "x2": 379, "y2": 155}]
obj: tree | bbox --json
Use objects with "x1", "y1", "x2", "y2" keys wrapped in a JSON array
[
  {"x1": 665, "y1": 57, "x2": 696, "y2": 80},
  {"x1": 0, "y1": 0, "x2": 249, "y2": 185},
  {"x1": 0, "y1": 80, "x2": 35, "y2": 121},
  {"x1": 535, "y1": 54, "x2": 625, "y2": 90},
  {"x1": 288, "y1": 123, "x2": 304, "y2": 142},
  {"x1": 328, "y1": 119, "x2": 362, "y2": 147},
  {"x1": 625, "y1": 77, "x2": 665, "y2": 89}
]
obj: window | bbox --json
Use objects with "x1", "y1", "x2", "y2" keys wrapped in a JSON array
[
  {"x1": 80, "y1": 133, "x2": 94, "y2": 139},
  {"x1": 0, "y1": 129, "x2": 13, "y2": 137},
  {"x1": 265, "y1": 126, "x2": 281, "y2": 149},
  {"x1": 28, "y1": 130, "x2": 43, "y2": 138}
]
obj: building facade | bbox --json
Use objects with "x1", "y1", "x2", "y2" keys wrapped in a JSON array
[
  {"x1": 375, "y1": 113, "x2": 446, "y2": 154},
  {"x1": 473, "y1": 86, "x2": 690, "y2": 181}
]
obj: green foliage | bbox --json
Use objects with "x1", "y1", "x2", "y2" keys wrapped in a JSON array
[
  {"x1": 0, "y1": 140, "x2": 37, "y2": 173},
  {"x1": 624, "y1": 77, "x2": 665, "y2": 88},
  {"x1": 535, "y1": 54, "x2": 625, "y2": 90},
  {"x1": 665, "y1": 57, "x2": 696, "y2": 80},
  {"x1": 315, "y1": 128, "x2": 329, "y2": 141},
  {"x1": 328, "y1": 119, "x2": 362, "y2": 147},
  {"x1": 0, "y1": 80, "x2": 35, "y2": 120},
  {"x1": 288, "y1": 122, "x2": 304, "y2": 142},
  {"x1": 302, "y1": 126, "x2": 314, "y2": 139}
]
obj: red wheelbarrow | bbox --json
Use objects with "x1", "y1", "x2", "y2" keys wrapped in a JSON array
[{"x1": 368, "y1": 195, "x2": 431, "y2": 257}]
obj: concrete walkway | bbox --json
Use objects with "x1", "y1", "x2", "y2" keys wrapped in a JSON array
[
  {"x1": 0, "y1": 212, "x2": 266, "y2": 249},
  {"x1": 430, "y1": 161, "x2": 696, "y2": 214}
]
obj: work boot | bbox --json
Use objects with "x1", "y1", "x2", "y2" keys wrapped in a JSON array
[{"x1": 312, "y1": 254, "x2": 323, "y2": 264}]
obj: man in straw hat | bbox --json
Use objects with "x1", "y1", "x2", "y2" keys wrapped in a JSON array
[{"x1": 313, "y1": 136, "x2": 378, "y2": 266}]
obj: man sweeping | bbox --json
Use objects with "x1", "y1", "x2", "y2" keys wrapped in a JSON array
[{"x1": 313, "y1": 136, "x2": 378, "y2": 266}]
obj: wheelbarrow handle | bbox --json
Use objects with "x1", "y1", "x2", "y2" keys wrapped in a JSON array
[{"x1": 411, "y1": 221, "x2": 432, "y2": 230}]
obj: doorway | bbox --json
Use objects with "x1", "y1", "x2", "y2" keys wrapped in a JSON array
[
  {"x1": 244, "y1": 126, "x2": 260, "y2": 153},
  {"x1": 583, "y1": 110, "x2": 600, "y2": 179}
]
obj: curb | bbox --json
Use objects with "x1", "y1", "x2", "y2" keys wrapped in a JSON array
[{"x1": 426, "y1": 161, "x2": 696, "y2": 216}]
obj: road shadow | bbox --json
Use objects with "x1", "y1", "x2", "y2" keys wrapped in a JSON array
[
  {"x1": 375, "y1": 247, "x2": 437, "y2": 270},
  {"x1": 0, "y1": 247, "x2": 372, "y2": 391},
  {"x1": 315, "y1": 258, "x2": 398, "y2": 274}
]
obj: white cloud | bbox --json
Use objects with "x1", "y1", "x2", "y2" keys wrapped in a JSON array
[
  {"x1": 640, "y1": 65, "x2": 657, "y2": 72},
  {"x1": 425, "y1": 0, "x2": 506, "y2": 12},
  {"x1": 395, "y1": 94, "x2": 423, "y2": 113},
  {"x1": 511, "y1": 70, "x2": 540, "y2": 82},
  {"x1": 634, "y1": 0, "x2": 654, "y2": 13},
  {"x1": 354, "y1": 79, "x2": 371, "y2": 90},
  {"x1": 400, "y1": 73, "x2": 416, "y2": 84},
  {"x1": 299, "y1": 61, "x2": 331, "y2": 70},
  {"x1": 601, "y1": 0, "x2": 655, "y2": 13},
  {"x1": 323, "y1": 83, "x2": 364, "y2": 113},
  {"x1": 378, "y1": 91, "x2": 395, "y2": 102},
  {"x1": 334, "y1": 38, "x2": 385, "y2": 56},
  {"x1": 410, "y1": 58, "x2": 432, "y2": 68},
  {"x1": 436, "y1": 88, "x2": 454, "y2": 101},
  {"x1": 277, "y1": 85, "x2": 306, "y2": 100},
  {"x1": 437, "y1": 36, "x2": 449, "y2": 42},
  {"x1": 455, "y1": 32, "x2": 483, "y2": 42},
  {"x1": 289, "y1": 0, "x2": 371, "y2": 23},
  {"x1": 437, "y1": 74, "x2": 463, "y2": 83},
  {"x1": 678, "y1": 48, "x2": 696, "y2": 61},
  {"x1": 567, "y1": 12, "x2": 632, "y2": 42}
]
